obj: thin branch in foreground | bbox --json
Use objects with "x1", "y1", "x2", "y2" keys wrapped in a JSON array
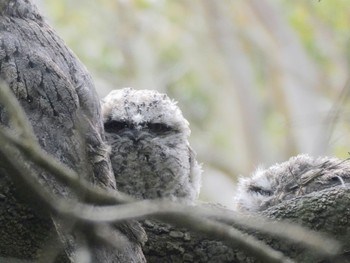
[
  {"x1": 58, "y1": 198, "x2": 340, "y2": 257},
  {"x1": 0, "y1": 81, "x2": 341, "y2": 263},
  {"x1": 0, "y1": 82, "x2": 340, "y2": 255},
  {"x1": 0, "y1": 132, "x2": 338, "y2": 263},
  {"x1": 0, "y1": 123, "x2": 341, "y2": 259},
  {"x1": 0, "y1": 130, "x2": 295, "y2": 263}
]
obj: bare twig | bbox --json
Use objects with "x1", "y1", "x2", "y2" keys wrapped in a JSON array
[
  {"x1": 54, "y1": 198, "x2": 339, "y2": 257},
  {"x1": 0, "y1": 128, "x2": 296, "y2": 263},
  {"x1": 0, "y1": 81, "x2": 341, "y2": 263}
]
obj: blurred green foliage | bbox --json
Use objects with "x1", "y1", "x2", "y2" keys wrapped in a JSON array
[{"x1": 38, "y1": 0, "x2": 350, "y2": 206}]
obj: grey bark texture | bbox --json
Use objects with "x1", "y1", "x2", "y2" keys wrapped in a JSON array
[
  {"x1": 260, "y1": 186, "x2": 350, "y2": 262},
  {"x1": 0, "y1": 0, "x2": 145, "y2": 262},
  {"x1": 142, "y1": 187, "x2": 350, "y2": 263}
]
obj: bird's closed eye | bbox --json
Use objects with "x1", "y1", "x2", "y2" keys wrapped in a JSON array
[
  {"x1": 104, "y1": 120, "x2": 130, "y2": 133},
  {"x1": 147, "y1": 123, "x2": 173, "y2": 134},
  {"x1": 329, "y1": 175, "x2": 346, "y2": 186},
  {"x1": 248, "y1": 185, "x2": 273, "y2": 196}
]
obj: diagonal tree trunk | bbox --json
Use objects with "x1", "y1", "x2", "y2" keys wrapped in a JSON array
[{"x1": 0, "y1": 0, "x2": 145, "y2": 262}]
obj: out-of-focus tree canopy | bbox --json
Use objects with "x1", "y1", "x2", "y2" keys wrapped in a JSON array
[{"x1": 36, "y1": 0, "x2": 350, "y2": 208}]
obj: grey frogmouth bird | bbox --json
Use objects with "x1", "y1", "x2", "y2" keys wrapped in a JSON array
[
  {"x1": 101, "y1": 88, "x2": 201, "y2": 203},
  {"x1": 234, "y1": 154, "x2": 350, "y2": 212}
]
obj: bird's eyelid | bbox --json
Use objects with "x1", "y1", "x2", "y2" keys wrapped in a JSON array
[
  {"x1": 146, "y1": 122, "x2": 175, "y2": 133},
  {"x1": 248, "y1": 185, "x2": 273, "y2": 196},
  {"x1": 104, "y1": 119, "x2": 132, "y2": 132}
]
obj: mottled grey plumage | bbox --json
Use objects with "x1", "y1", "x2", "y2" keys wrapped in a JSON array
[
  {"x1": 234, "y1": 154, "x2": 350, "y2": 212},
  {"x1": 101, "y1": 88, "x2": 201, "y2": 202}
]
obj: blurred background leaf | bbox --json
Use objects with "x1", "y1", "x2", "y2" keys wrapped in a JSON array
[{"x1": 36, "y1": 0, "x2": 350, "y2": 208}]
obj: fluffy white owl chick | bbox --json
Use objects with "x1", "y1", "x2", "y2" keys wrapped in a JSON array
[
  {"x1": 234, "y1": 154, "x2": 350, "y2": 212},
  {"x1": 101, "y1": 88, "x2": 201, "y2": 202}
]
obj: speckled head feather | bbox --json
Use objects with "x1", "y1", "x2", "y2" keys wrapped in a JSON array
[
  {"x1": 101, "y1": 88, "x2": 201, "y2": 203},
  {"x1": 101, "y1": 88, "x2": 190, "y2": 138},
  {"x1": 234, "y1": 154, "x2": 350, "y2": 212}
]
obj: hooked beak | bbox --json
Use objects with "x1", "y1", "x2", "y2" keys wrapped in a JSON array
[{"x1": 122, "y1": 129, "x2": 144, "y2": 143}]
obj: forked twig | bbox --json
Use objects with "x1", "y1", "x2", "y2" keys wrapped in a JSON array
[{"x1": 0, "y1": 82, "x2": 342, "y2": 263}]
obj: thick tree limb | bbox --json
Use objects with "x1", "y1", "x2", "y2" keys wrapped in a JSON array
[
  {"x1": 0, "y1": 0, "x2": 145, "y2": 262},
  {"x1": 142, "y1": 187, "x2": 350, "y2": 262}
]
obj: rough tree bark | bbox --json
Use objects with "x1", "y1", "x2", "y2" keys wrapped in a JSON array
[
  {"x1": 142, "y1": 187, "x2": 350, "y2": 263},
  {"x1": 0, "y1": 1, "x2": 349, "y2": 263},
  {"x1": 0, "y1": 0, "x2": 144, "y2": 262}
]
